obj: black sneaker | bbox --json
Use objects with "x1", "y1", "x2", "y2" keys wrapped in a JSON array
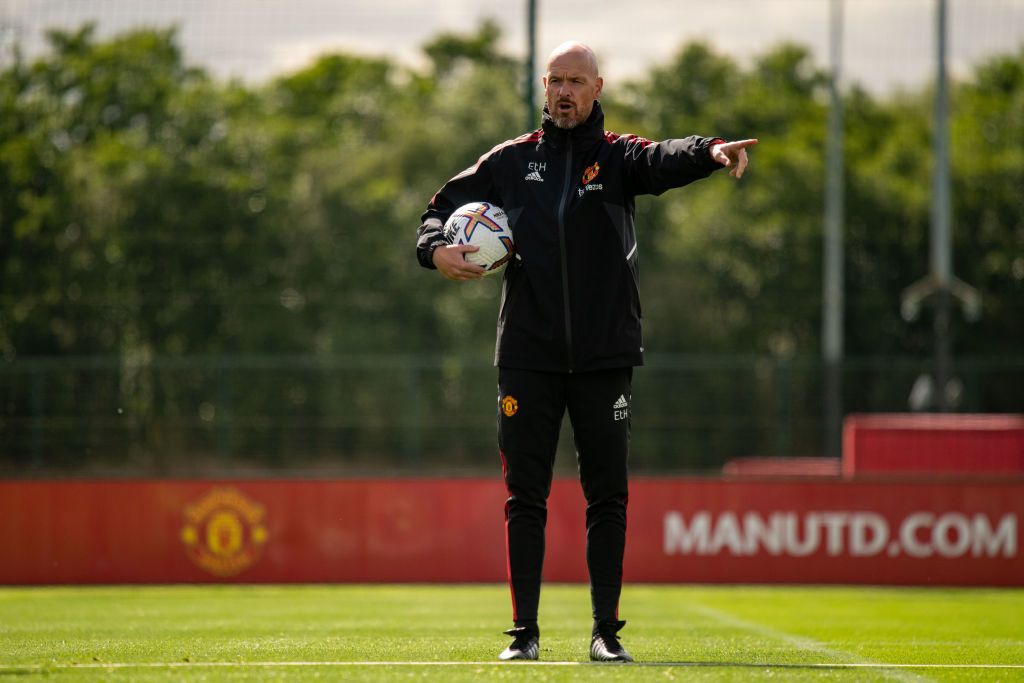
[
  {"x1": 498, "y1": 626, "x2": 539, "y2": 661},
  {"x1": 590, "y1": 619, "x2": 634, "y2": 662}
]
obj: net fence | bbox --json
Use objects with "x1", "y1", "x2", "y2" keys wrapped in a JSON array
[{"x1": 1, "y1": 0, "x2": 1022, "y2": 476}]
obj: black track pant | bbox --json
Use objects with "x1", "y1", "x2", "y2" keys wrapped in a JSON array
[{"x1": 497, "y1": 366, "x2": 631, "y2": 629}]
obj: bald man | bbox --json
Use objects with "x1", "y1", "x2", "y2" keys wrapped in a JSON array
[{"x1": 417, "y1": 42, "x2": 757, "y2": 662}]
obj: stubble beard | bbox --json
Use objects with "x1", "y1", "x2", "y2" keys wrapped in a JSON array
[
  {"x1": 552, "y1": 114, "x2": 579, "y2": 130},
  {"x1": 550, "y1": 102, "x2": 585, "y2": 130},
  {"x1": 548, "y1": 96, "x2": 587, "y2": 129}
]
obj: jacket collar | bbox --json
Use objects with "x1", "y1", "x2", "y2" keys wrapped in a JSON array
[{"x1": 541, "y1": 100, "x2": 605, "y2": 149}]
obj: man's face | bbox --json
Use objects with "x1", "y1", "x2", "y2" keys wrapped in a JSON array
[{"x1": 543, "y1": 50, "x2": 603, "y2": 129}]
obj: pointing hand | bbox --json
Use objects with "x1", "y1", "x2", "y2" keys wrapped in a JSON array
[{"x1": 711, "y1": 138, "x2": 759, "y2": 179}]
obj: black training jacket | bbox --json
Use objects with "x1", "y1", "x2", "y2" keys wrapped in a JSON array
[{"x1": 416, "y1": 101, "x2": 723, "y2": 373}]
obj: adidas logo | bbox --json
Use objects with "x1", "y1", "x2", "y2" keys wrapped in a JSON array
[
  {"x1": 613, "y1": 395, "x2": 629, "y2": 421},
  {"x1": 524, "y1": 170, "x2": 544, "y2": 182}
]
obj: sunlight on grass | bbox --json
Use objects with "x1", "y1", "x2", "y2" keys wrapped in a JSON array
[{"x1": 1, "y1": 585, "x2": 1021, "y2": 681}]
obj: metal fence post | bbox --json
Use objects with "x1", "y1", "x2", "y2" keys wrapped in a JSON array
[
  {"x1": 402, "y1": 358, "x2": 421, "y2": 466},
  {"x1": 30, "y1": 363, "x2": 44, "y2": 468}
]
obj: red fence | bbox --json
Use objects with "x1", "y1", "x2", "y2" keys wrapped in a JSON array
[
  {"x1": 843, "y1": 413, "x2": 1024, "y2": 476},
  {"x1": 1, "y1": 478, "x2": 1020, "y2": 585}
]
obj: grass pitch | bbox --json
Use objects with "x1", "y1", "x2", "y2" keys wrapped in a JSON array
[{"x1": 0, "y1": 584, "x2": 1022, "y2": 681}]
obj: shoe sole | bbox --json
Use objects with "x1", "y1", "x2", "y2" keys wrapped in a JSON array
[{"x1": 499, "y1": 642, "x2": 539, "y2": 661}]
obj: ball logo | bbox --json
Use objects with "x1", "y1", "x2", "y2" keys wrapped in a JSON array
[
  {"x1": 181, "y1": 488, "x2": 268, "y2": 577},
  {"x1": 459, "y1": 203, "x2": 507, "y2": 241},
  {"x1": 501, "y1": 395, "x2": 519, "y2": 417},
  {"x1": 442, "y1": 201, "x2": 515, "y2": 276}
]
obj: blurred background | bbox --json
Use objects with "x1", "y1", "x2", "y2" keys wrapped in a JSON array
[{"x1": 1, "y1": 0, "x2": 1022, "y2": 477}]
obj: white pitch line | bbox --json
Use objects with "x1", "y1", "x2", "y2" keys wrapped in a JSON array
[
  {"x1": 684, "y1": 603, "x2": 934, "y2": 683},
  {"x1": 1, "y1": 662, "x2": 1022, "y2": 670}
]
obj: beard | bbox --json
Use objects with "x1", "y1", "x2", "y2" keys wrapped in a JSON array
[
  {"x1": 548, "y1": 98, "x2": 587, "y2": 129},
  {"x1": 551, "y1": 114, "x2": 580, "y2": 130}
]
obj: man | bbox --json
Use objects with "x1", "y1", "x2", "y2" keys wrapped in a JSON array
[{"x1": 416, "y1": 41, "x2": 756, "y2": 662}]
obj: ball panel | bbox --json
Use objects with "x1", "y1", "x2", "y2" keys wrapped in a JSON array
[{"x1": 442, "y1": 202, "x2": 515, "y2": 276}]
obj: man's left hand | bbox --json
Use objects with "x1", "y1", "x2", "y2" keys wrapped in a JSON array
[{"x1": 711, "y1": 138, "x2": 759, "y2": 179}]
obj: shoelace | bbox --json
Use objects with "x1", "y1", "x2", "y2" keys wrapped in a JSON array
[
  {"x1": 594, "y1": 619, "x2": 627, "y2": 652},
  {"x1": 598, "y1": 632, "x2": 622, "y2": 652},
  {"x1": 503, "y1": 626, "x2": 537, "y2": 646}
]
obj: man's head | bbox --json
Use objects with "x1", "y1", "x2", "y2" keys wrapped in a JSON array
[{"x1": 543, "y1": 42, "x2": 602, "y2": 129}]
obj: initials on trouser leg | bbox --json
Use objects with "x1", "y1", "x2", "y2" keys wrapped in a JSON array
[{"x1": 569, "y1": 368, "x2": 634, "y2": 662}]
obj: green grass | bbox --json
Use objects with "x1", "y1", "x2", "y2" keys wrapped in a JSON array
[{"x1": 1, "y1": 584, "x2": 1022, "y2": 681}]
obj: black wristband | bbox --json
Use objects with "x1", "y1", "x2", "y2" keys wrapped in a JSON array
[{"x1": 425, "y1": 238, "x2": 449, "y2": 268}]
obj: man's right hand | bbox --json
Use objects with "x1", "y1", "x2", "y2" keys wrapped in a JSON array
[{"x1": 433, "y1": 244, "x2": 487, "y2": 281}]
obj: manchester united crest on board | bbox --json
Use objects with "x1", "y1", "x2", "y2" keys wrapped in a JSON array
[
  {"x1": 181, "y1": 487, "x2": 268, "y2": 577},
  {"x1": 501, "y1": 395, "x2": 519, "y2": 417}
]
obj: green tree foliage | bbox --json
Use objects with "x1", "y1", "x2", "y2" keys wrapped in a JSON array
[
  {"x1": 611, "y1": 42, "x2": 829, "y2": 356},
  {"x1": 421, "y1": 19, "x2": 517, "y2": 80},
  {"x1": 1, "y1": 22, "x2": 1022, "y2": 471},
  {"x1": 951, "y1": 48, "x2": 1024, "y2": 353}
]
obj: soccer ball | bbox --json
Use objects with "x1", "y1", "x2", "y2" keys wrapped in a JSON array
[{"x1": 442, "y1": 202, "x2": 515, "y2": 276}]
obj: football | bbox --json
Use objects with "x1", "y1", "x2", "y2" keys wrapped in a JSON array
[{"x1": 442, "y1": 202, "x2": 515, "y2": 276}]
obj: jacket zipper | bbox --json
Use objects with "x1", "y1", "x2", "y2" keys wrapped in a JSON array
[{"x1": 557, "y1": 138, "x2": 574, "y2": 372}]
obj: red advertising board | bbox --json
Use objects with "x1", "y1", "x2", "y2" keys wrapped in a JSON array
[
  {"x1": 0, "y1": 478, "x2": 1020, "y2": 585},
  {"x1": 621, "y1": 478, "x2": 1021, "y2": 586},
  {"x1": 843, "y1": 413, "x2": 1024, "y2": 476}
]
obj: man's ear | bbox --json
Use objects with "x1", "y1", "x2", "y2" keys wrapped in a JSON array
[{"x1": 594, "y1": 76, "x2": 604, "y2": 99}]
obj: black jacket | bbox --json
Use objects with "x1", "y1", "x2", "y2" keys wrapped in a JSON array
[{"x1": 417, "y1": 101, "x2": 723, "y2": 372}]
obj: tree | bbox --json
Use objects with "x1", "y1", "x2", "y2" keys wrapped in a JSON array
[{"x1": 3, "y1": 22, "x2": 1023, "y2": 473}]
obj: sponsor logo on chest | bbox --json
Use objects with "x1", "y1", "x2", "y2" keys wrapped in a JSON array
[{"x1": 578, "y1": 162, "x2": 603, "y2": 196}]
